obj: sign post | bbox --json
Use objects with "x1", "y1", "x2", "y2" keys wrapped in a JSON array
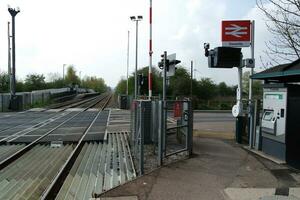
[
  {"x1": 222, "y1": 20, "x2": 255, "y2": 147},
  {"x1": 249, "y1": 21, "x2": 255, "y2": 148}
]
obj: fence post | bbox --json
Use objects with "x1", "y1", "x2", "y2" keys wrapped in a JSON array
[
  {"x1": 1, "y1": 94, "x2": 3, "y2": 112},
  {"x1": 158, "y1": 100, "x2": 163, "y2": 166},
  {"x1": 188, "y1": 100, "x2": 193, "y2": 155},
  {"x1": 139, "y1": 101, "x2": 144, "y2": 175}
]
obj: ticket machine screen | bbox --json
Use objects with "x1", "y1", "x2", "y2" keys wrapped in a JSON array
[{"x1": 263, "y1": 110, "x2": 274, "y2": 121}]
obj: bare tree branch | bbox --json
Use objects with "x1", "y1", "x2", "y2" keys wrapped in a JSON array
[{"x1": 257, "y1": 0, "x2": 300, "y2": 66}]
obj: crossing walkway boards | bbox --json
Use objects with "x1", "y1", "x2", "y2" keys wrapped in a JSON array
[
  {"x1": 0, "y1": 144, "x2": 73, "y2": 199},
  {"x1": 56, "y1": 132, "x2": 136, "y2": 200}
]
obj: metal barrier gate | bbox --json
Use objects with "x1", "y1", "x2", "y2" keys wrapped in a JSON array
[{"x1": 130, "y1": 99, "x2": 193, "y2": 175}]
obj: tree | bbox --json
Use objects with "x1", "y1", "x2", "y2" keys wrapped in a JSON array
[
  {"x1": 114, "y1": 66, "x2": 162, "y2": 96},
  {"x1": 169, "y1": 67, "x2": 191, "y2": 97},
  {"x1": 0, "y1": 72, "x2": 10, "y2": 93},
  {"x1": 257, "y1": 0, "x2": 300, "y2": 65},
  {"x1": 64, "y1": 65, "x2": 80, "y2": 86},
  {"x1": 242, "y1": 71, "x2": 263, "y2": 97},
  {"x1": 81, "y1": 76, "x2": 108, "y2": 93},
  {"x1": 24, "y1": 74, "x2": 46, "y2": 91},
  {"x1": 196, "y1": 78, "x2": 217, "y2": 100},
  {"x1": 217, "y1": 82, "x2": 235, "y2": 97},
  {"x1": 46, "y1": 73, "x2": 64, "y2": 89}
]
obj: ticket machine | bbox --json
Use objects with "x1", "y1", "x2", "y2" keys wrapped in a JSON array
[
  {"x1": 261, "y1": 84, "x2": 300, "y2": 167},
  {"x1": 261, "y1": 87, "x2": 287, "y2": 160}
]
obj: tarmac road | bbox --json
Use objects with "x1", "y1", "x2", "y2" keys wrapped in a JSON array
[
  {"x1": 193, "y1": 111, "x2": 235, "y2": 139},
  {"x1": 193, "y1": 111, "x2": 235, "y2": 122}
]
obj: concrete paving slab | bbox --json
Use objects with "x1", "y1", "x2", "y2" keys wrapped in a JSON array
[
  {"x1": 224, "y1": 188, "x2": 275, "y2": 200},
  {"x1": 28, "y1": 108, "x2": 46, "y2": 112},
  {"x1": 260, "y1": 195, "x2": 300, "y2": 200},
  {"x1": 96, "y1": 196, "x2": 138, "y2": 200},
  {"x1": 46, "y1": 109, "x2": 64, "y2": 112},
  {"x1": 88, "y1": 108, "x2": 100, "y2": 111},
  {"x1": 289, "y1": 188, "x2": 300, "y2": 198},
  {"x1": 65, "y1": 108, "x2": 85, "y2": 112}
]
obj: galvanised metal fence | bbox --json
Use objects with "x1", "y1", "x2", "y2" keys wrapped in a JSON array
[{"x1": 130, "y1": 99, "x2": 193, "y2": 175}]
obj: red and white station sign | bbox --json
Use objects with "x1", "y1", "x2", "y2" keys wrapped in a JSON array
[{"x1": 222, "y1": 20, "x2": 251, "y2": 47}]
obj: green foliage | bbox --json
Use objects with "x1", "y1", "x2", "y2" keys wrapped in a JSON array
[
  {"x1": 0, "y1": 66, "x2": 108, "y2": 94},
  {"x1": 0, "y1": 72, "x2": 10, "y2": 93},
  {"x1": 114, "y1": 67, "x2": 162, "y2": 96},
  {"x1": 114, "y1": 65, "x2": 264, "y2": 110},
  {"x1": 114, "y1": 79, "x2": 127, "y2": 94},
  {"x1": 217, "y1": 82, "x2": 235, "y2": 97},
  {"x1": 65, "y1": 65, "x2": 80, "y2": 86},
  {"x1": 30, "y1": 99, "x2": 52, "y2": 108},
  {"x1": 24, "y1": 74, "x2": 46, "y2": 91},
  {"x1": 242, "y1": 71, "x2": 263, "y2": 97},
  {"x1": 46, "y1": 72, "x2": 65, "y2": 89},
  {"x1": 81, "y1": 76, "x2": 108, "y2": 93},
  {"x1": 196, "y1": 78, "x2": 218, "y2": 100},
  {"x1": 169, "y1": 67, "x2": 191, "y2": 97}
]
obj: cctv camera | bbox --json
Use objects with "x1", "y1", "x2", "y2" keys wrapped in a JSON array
[{"x1": 204, "y1": 43, "x2": 210, "y2": 49}]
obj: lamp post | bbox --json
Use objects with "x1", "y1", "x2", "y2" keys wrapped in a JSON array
[
  {"x1": 8, "y1": 22, "x2": 12, "y2": 96},
  {"x1": 63, "y1": 64, "x2": 66, "y2": 82},
  {"x1": 130, "y1": 15, "x2": 143, "y2": 99},
  {"x1": 126, "y1": 31, "x2": 130, "y2": 96},
  {"x1": 193, "y1": 69, "x2": 200, "y2": 80},
  {"x1": 8, "y1": 6, "x2": 20, "y2": 97},
  {"x1": 79, "y1": 71, "x2": 82, "y2": 87}
]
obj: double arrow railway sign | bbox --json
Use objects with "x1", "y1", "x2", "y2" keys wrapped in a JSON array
[{"x1": 222, "y1": 20, "x2": 251, "y2": 47}]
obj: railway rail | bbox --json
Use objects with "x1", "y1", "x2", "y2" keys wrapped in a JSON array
[
  {"x1": 0, "y1": 94, "x2": 103, "y2": 136},
  {"x1": 46, "y1": 94, "x2": 100, "y2": 110},
  {"x1": 0, "y1": 92, "x2": 136, "y2": 199},
  {"x1": 0, "y1": 93, "x2": 111, "y2": 170},
  {"x1": 41, "y1": 94, "x2": 112, "y2": 199}
]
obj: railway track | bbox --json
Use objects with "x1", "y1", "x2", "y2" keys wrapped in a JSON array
[
  {"x1": 46, "y1": 94, "x2": 100, "y2": 110},
  {"x1": 0, "y1": 93, "x2": 110, "y2": 139},
  {"x1": 41, "y1": 94, "x2": 112, "y2": 199},
  {"x1": 0, "y1": 93, "x2": 111, "y2": 168},
  {"x1": 0, "y1": 95, "x2": 97, "y2": 136},
  {"x1": 0, "y1": 92, "x2": 136, "y2": 199}
]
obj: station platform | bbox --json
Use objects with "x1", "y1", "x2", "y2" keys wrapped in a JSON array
[{"x1": 99, "y1": 137, "x2": 300, "y2": 200}]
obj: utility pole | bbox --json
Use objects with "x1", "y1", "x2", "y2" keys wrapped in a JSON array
[
  {"x1": 163, "y1": 51, "x2": 167, "y2": 101},
  {"x1": 130, "y1": 16, "x2": 143, "y2": 99},
  {"x1": 63, "y1": 64, "x2": 66, "y2": 82},
  {"x1": 127, "y1": 31, "x2": 130, "y2": 96},
  {"x1": 8, "y1": 7, "x2": 20, "y2": 97},
  {"x1": 190, "y1": 61, "x2": 193, "y2": 99},
  {"x1": 79, "y1": 71, "x2": 82, "y2": 86},
  {"x1": 8, "y1": 22, "x2": 12, "y2": 96}
]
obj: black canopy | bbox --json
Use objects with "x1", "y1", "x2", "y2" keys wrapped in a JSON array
[{"x1": 251, "y1": 59, "x2": 300, "y2": 83}]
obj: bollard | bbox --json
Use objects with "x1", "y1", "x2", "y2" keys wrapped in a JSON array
[{"x1": 235, "y1": 116, "x2": 243, "y2": 144}]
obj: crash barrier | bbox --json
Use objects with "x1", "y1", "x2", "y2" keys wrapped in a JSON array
[{"x1": 130, "y1": 99, "x2": 193, "y2": 175}]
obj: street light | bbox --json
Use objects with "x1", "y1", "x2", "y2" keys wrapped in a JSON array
[
  {"x1": 130, "y1": 15, "x2": 143, "y2": 99},
  {"x1": 193, "y1": 69, "x2": 201, "y2": 80},
  {"x1": 63, "y1": 64, "x2": 66, "y2": 82},
  {"x1": 8, "y1": 5, "x2": 20, "y2": 97}
]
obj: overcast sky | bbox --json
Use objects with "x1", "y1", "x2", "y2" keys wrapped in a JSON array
[{"x1": 0, "y1": 0, "x2": 272, "y2": 87}]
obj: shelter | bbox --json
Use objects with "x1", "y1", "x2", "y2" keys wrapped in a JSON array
[{"x1": 252, "y1": 58, "x2": 300, "y2": 169}]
